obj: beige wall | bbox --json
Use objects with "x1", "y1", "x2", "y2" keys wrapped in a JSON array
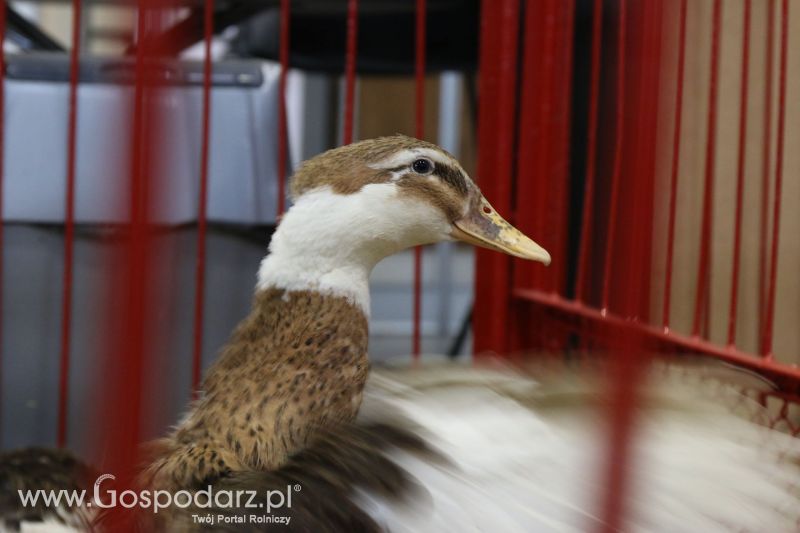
[
  {"x1": 26, "y1": 1, "x2": 134, "y2": 54},
  {"x1": 652, "y1": 0, "x2": 799, "y2": 364},
  {"x1": 359, "y1": 76, "x2": 477, "y2": 177}
]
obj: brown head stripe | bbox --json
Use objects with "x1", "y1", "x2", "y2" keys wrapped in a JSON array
[
  {"x1": 435, "y1": 164, "x2": 470, "y2": 196},
  {"x1": 290, "y1": 135, "x2": 468, "y2": 198},
  {"x1": 388, "y1": 161, "x2": 470, "y2": 197}
]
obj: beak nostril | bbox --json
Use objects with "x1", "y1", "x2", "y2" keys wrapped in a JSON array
[{"x1": 482, "y1": 206, "x2": 492, "y2": 214}]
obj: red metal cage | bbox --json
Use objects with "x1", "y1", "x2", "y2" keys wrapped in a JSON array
[
  {"x1": 474, "y1": 0, "x2": 800, "y2": 395},
  {"x1": 473, "y1": 0, "x2": 799, "y2": 528},
  {"x1": 0, "y1": 0, "x2": 798, "y2": 531}
]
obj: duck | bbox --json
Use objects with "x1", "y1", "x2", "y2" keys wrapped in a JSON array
[
  {"x1": 140, "y1": 134, "x2": 551, "y2": 491},
  {"x1": 2, "y1": 135, "x2": 799, "y2": 532}
]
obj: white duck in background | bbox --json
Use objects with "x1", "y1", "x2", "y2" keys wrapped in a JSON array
[{"x1": 1, "y1": 136, "x2": 798, "y2": 532}]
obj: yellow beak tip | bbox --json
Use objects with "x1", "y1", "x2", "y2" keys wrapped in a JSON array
[
  {"x1": 540, "y1": 252, "x2": 552, "y2": 266},
  {"x1": 521, "y1": 246, "x2": 551, "y2": 265}
]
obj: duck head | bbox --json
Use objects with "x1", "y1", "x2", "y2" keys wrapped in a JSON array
[{"x1": 257, "y1": 135, "x2": 549, "y2": 313}]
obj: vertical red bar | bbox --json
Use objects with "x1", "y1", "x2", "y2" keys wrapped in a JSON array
[
  {"x1": 412, "y1": 0, "x2": 426, "y2": 358},
  {"x1": 0, "y1": 1, "x2": 5, "y2": 435},
  {"x1": 574, "y1": 0, "x2": 603, "y2": 303},
  {"x1": 57, "y1": 0, "x2": 82, "y2": 448},
  {"x1": 342, "y1": 0, "x2": 358, "y2": 145},
  {"x1": 546, "y1": 0, "x2": 575, "y2": 295},
  {"x1": 510, "y1": 0, "x2": 543, "y2": 302},
  {"x1": 628, "y1": 2, "x2": 666, "y2": 322},
  {"x1": 599, "y1": 3, "x2": 662, "y2": 530},
  {"x1": 692, "y1": 0, "x2": 722, "y2": 337},
  {"x1": 727, "y1": 0, "x2": 751, "y2": 347},
  {"x1": 277, "y1": 0, "x2": 290, "y2": 216},
  {"x1": 501, "y1": 0, "x2": 574, "y2": 349},
  {"x1": 190, "y1": 0, "x2": 214, "y2": 396},
  {"x1": 600, "y1": 338, "x2": 640, "y2": 533},
  {"x1": 529, "y1": 0, "x2": 555, "y2": 293},
  {"x1": 472, "y1": 0, "x2": 520, "y2": 355},
  {"x1": 94, "y1": 1, "x2": 152, "y2": 509},
  {"x1": 513, "y1": 0, "x2": 573, "y2": 303},
  {"x1": 414, "y1": 0, "x2": 425, "y2": 140},
  {"x1": 120, "y1": 33, "x2": 148, "y2": 467},
  {"x1": 600, "y1": 0, "x2": 627, "y2": 312},
  {"x1": 761, "y1": 0, "x2": 788, "y2": 359},
  {"x1": 661, "y1": 0, "x2": 687, "y2": 330},
  {"x1": 758, "y1": 0, "x2": 775, "y2": 345}
]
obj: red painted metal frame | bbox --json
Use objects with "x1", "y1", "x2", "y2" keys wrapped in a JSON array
[
  {"x1": 88, "y1": 3, "x2": 190, "y2": 510},
  {"x1": 488, "y1": 1, "x2": 574, "y2": 353},
  {"x1": 761, "y1": 0, "x2": 788, "y2": 360},
  {"x1": 95, "y1": 0, "x2": 156, "y2": 496},
  {"x1": 475, "y1": 0, "x2": 800, "y2": 467},
  {"x1": 727, "y1": 0, "x2": 751, "y2": 347},
  {"x1": 599, "y1": 0, "x2": 627, "y2": 313},
  {"x1": 758, "y1": 0, "x2": 775, "y2": 346},
  {"x1": 661, "y1": 0, "x2": 688, "y2": 330},
  {"x1": 342, "y1": 0, "x2": 358, "y2": 145},
  {"x1": 412, "y1": 0, "x2": 426, "y2": 358},
  {"x1": 57, "y1": 0, "x2": 82, "y2": 448},
  {"x1": 599, "y1": 2, "x2": 663, "y2": 529},
  {"x1": 512, "y1": 0, "x2": 550, "y2": 309},
  {"x1": 472, "y1": 0, "x2": 521, "y2": 355},
  {"x1": 190, "y1": 0, "x2": 215, "y2": 396},
  {"x1": 277, "y1": 0, "x2": 290, "y2": 216},
  {"x1": 515, "y1": 288, "x2": 800, "y2": 395},
  {"x1": 554, "y1": 0, "x2": 575, "y2": 295},
  {"x1": 574, "y1": 0, "x2": 603, "y2": 303},
  {"x1": 692, "y1": 0, "x2": 722, "y2": 337},
  {"x1": 472, "y1": 0, "x2": 800, "y2": 527}
]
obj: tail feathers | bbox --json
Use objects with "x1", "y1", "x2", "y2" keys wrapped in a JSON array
[
  {"x1": 148, "y1": 422, "x2": 437, "y2": 532},
  {"x1": 0, "y1": 447, "x2": 94, "y2": 532}
]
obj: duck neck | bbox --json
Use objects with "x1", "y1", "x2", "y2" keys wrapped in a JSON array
[{"x1": 256, "y1": 187, "x2": 411, "y2": 317}]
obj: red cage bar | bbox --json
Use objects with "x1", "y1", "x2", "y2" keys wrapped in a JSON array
[
  {"x1": 758, "y1": 0, "x2": 776, "y2": 347},
  {"x1": 56, "y1": 0, "x2": 83, "y2": 448},
  {"x1": 575, "y1": 0, "x2": 603, "y2": 303},
  {"x1": 473, "y1": 0, "x2": 521, "y2": 356},
  {"x1": 88, "y1": 0, "x2": 181, "y2": 496},
  {"x1": 102, "y1": 0, "x2": 153, "y2": 479},
  {"x1": 190, "y1": 0, "x2": 215, "y2": 396},
  {"x1": 761, "y1": 0, "x2": 789, "y2": 360},
  {"x1": 727, "y1": 0, "x2": 751, "y2": 348},
  {"x1": 412, "y1": 0, "x2": 426, "y2": 359},
  {"x1": 476, "y1": 0, "x2": 799, "y2": 526},
  {"x1": 476, "y1": 0, "x2": 800, "y2": 390},
  {"x1": 692, "y1": 0, "x2": 722, "y2": 337},
  {"x1": 342, "y1": 0, "x2": 358, "y2": 145},
  {"x1": 661, "y1": 0, "x2": 687, "y2": 331},
  {"x1": 600, "y1": 0, "x2": 627, "y2": 313},
  {"x1": 0, "y1": 0, "x2": 795, "y2": 529},
  {"x1": 277, "y1": 0, "x2": 290, "y2": 216}
]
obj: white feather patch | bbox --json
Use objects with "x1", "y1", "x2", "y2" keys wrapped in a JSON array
[
  {"x1": 257, "y1": 184, "x2": 453, "y2": 315},
  {"x1": 354, "y1": 366, "x2": 800, "y2": 533}
]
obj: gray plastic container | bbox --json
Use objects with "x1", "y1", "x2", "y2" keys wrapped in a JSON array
[{"x1": 2, "y1": 53, "x2": 281, "y2": 225}]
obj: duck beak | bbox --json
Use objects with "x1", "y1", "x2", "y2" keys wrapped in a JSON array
[{"x1": 450, "y1": 195, "x2": 551, "y2": 265}]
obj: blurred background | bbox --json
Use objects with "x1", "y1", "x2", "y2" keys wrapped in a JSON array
[{"x1": 3, "y1": 0, "x2": 482, "y2": 451}]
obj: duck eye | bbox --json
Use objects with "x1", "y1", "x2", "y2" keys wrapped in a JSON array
[{"x1": 412, "y1": 158, "x2": 433, "y2": 175}]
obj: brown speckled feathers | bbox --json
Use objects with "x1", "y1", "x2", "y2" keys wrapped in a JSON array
[{"x1": 143, "y1": 288, "x2": 370, "y2": 492}]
